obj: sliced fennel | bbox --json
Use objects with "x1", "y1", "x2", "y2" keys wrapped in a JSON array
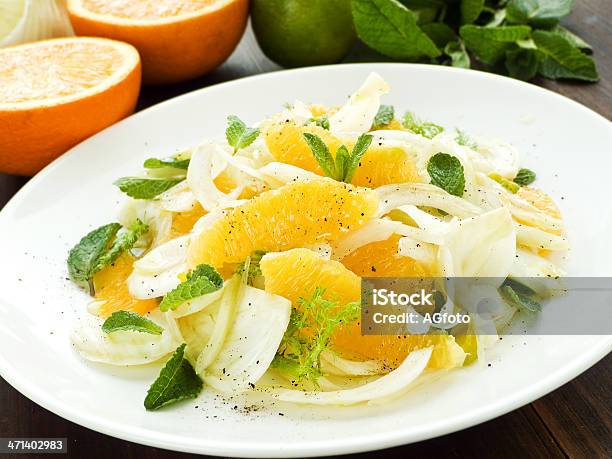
[
  {"x1": 329, "y1": 72, "x2": 389, "y2": 135},
  {"x1": 204, "y1": 286, "x2": 291, "y2": 393},
  {"x1": 271, "y1": 347, "x2": 432, "y2": 406}
]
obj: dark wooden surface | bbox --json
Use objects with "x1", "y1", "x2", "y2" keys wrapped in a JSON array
[{"x1": 1, "y1": 1, "x2": 611, "y2": 457}]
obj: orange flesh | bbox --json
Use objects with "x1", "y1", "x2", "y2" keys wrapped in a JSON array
[
  {"x1": 0, "y1": 42, "x2": 123, "y2": 103},
  {"x1": 515, "y1": 186, "x2": 562, "y2": 236},
  {"x1": 93, "y1": 253, "x2": 158, "y2": 318},
  {"x1": 81, "y1": 0, "x2": 215, "y2": 19}
]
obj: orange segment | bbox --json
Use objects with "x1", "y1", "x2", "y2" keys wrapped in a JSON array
[
  {"x1": 263, "y1": 119, "x2": 421, "y2": 188},
  {"x1": 188, "y1": 178, "x2": 378, "y2": 269},
  {"x1": 0, "y1": 37, "x2": 140, "y2": 176},
  {"x1": 93, "y1": 253, "x2": 158, "y2": 318},
  {"x1": 68, "y1": 0, "x2": 249, "y2": 85},
  {"x1": 340, "y1": 234, "x2": 430, "y2": 277},
  {"x1": 260, "y1": 248, "x2": 464, "y2": 370}
]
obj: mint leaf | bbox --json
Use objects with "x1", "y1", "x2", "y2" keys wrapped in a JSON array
[
  {"x1": 505, "y1": 47, "x2": 539, "y2": 80},
  {"x1": 159, "y1": 264, "x2": 223, "y2": 312},
  {"x1": 551, "y1": 25, "x2": 592, "y2": 52},
  {"x1": 95, "y1": 219, "x2": 149, "y2": 272},
  {"x1": 351, "y1": 0, "x2": 440, "y2": 59},
  {"x1": 371, "y1": 104, "x2": 394, "y2": 130},
  {"x1": 427, "y1": 153, "x2": 465, "y2": 197},
  {"x1": 460, "y1": 25, "x2": 531, "y2": 65},
  {"x1": 500, "y1": 282, "x2": 542, "y2": 313},
  {"x1": 532, "y1": 30, "x2": 598, "y2": 82},
  {"x1": 114, "y1": 177, "x2": 184, "y2": 199},
  {"x1": 461, "y1": 0, "x2": 484, "y2": 24},
  {"x1": 445, "y1": 41, "x2": 470, "y2": 69},
  {"x1": 102, "y1": 311, "x2": 163, "y2": 335},
  {"x1": 143, "y1": 158, "x2": 190, "y2": 170},
  {"x1": 303, "y1": 132, "x2": 337, "y2": 179},
  {"x1": 67, "y1": 223, "x2": 121, "y2": 294},
  {"x1": 403, "y1": 112, "x2": 444, "y2": 139},
  {"x1": 507, "y1": 0, "x2": 573, "y2": 28},
  {"x1": 226, "y1": 115, "x2": 260, "y2": 153},
  {"x1": 514, "y1": 168, "x2": 536, "y2": 185},
  {"x1": 345, "y1": 134, "x2": 373, "y2": 183},
  {"x1": 144, "y1": 344, "x2": 203, "y2": 410}
]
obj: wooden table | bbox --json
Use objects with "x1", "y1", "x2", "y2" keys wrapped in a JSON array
[{"x1": 1, "y1": 1, "x2": 610, "y2": 457}]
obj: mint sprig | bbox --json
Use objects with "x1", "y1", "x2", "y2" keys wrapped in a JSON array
[
  {"x1": 95, "y1": 219, "x2": 149, "y2": 272},
  {"x1": 344, "y1": 0, "x2": 597, "y2": 83},
  {"x1": 514, "y1": 168, "x2": 536, "y2": 186},
  {"x1": 144, "y1": 344, "x2": 203, "y2": 410},
  {"x1": 159, "y1": 264, "x2": 224, "y2": 312},
  {"x1": 427, "y1": 153, "x2": 465, "y2": 197},
  {"x1": 114, "y1": 177, "x2": 184, "y2": 199},
  {"x1": 67, "y1": 223, "x2": 121, "y2": 294},
  {"x1": 303, "y1": 133, "x2": 373, "y2": 183},
  {"x1": 102, "y1": 311, "x2": 163, "y2": 335},
  {"x1": 371, "y1": 105, "x2": 394, "y2": 130},
  {"x1": 226, "y1": 115, "x2": 260, "y2": 154},
  {"x1": 403, "y1": 112, "x2": 444, "y2": 139}
]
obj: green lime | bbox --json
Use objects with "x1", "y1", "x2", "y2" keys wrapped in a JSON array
[{"x1": 251, "y1": 0, "x2": 356, "y2": 68}]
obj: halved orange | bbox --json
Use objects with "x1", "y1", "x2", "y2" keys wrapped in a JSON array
[
  {"x1": 188, "y1": 178, "x2": 378, "y2": 269},
  {"x1": 0, "y1": 37, "x2": 140, "y2": 175},
  {"x1": 260, "y1": 247, "x2": 465, "y2": 370},
  {"x1": 67, "y1": 0, "x2": 249, "y2": 85}
]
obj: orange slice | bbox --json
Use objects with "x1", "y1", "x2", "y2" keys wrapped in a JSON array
[
  {"x1": 263, "y1": 119, "x2": 421, "y2": 188},
  {"x1": 188, "y1": 178, "x2": 378, "y2": 269},
  {"x1": 67, "y1": 0, "x2": 249, "y2": 85},
  {"x1": 93, "y1": 253, "x2": 158, "y2": 318},
  {"x1": 260, "y1": 248, "x2": 464, "y2": 370},
  {"x1": 0, "y1": 37, "x2": 140, "y2": 176}
]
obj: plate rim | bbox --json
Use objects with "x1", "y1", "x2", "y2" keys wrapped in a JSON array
[{"x1": 0, "y1": 63, "x2": 611, "y2": 457}]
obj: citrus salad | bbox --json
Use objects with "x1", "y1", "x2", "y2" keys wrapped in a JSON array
[{"x1": 68, "y1": 73, "x2": 567, "y2": 409}]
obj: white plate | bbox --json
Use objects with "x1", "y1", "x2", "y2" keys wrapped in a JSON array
[{"x1": 0, "y1": 64, "x2": 610, "y2": 457}]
